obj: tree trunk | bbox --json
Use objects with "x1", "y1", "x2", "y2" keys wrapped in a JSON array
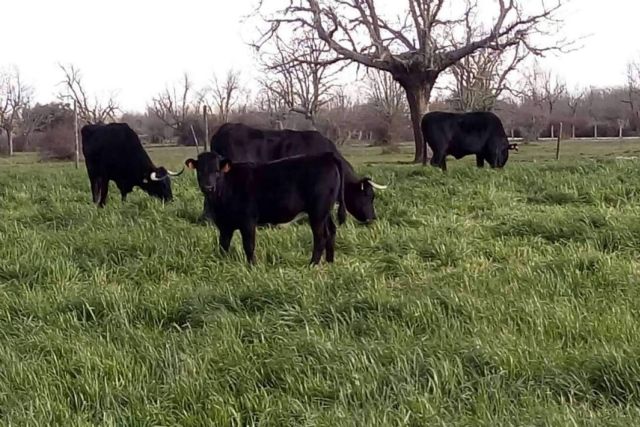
[
  {"x1": 572, "y1": 124, "x2": 576, "y2": 139},
  {"x1": 7, "y1": 130, "x2": 13, "y2": 157},
  {"x1": 402, "y1": 82, "x2": 433, "y2": 163}
]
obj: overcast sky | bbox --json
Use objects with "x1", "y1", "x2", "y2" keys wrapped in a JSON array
[{"x1": 4, "y1": 0, "x2": 639, "y2": 112}]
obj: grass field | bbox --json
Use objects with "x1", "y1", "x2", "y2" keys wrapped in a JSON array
[{"x1": 3, "y1": 139, "x2": 640, "y2": 425}]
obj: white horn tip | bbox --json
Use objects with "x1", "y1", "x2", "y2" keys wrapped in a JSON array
[{"x1": 369, "y1": 181, "x2": 388, "y2": 190}]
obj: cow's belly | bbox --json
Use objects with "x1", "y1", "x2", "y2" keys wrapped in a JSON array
[
  {"x1": 448, "y1": 140, "x2": 484, "y2": 158},
  {"x1": 256, "y1": 193, "x2": 307, "y2": 225},
  {"x1": 257, "y1": 203, "x2": 303, "y2": 225}
]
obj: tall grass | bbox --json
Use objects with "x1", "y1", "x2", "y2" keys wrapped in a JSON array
[{"x1": 2, "y1": 148, "x2": 640, "y2": 425}]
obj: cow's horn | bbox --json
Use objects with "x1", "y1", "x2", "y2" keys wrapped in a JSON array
[
  {"x1": 150, "y1": 172, "x2": 167, "y2": 181},
  {"x1": 368, "y1": 180, "x2": 388, "y2": 190},
  {"x1": 167, "y1": 167, "x2": 184, "y2": 177}
]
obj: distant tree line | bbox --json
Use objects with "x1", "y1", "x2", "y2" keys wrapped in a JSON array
[{"x1": 3, "y1": 58, "x2": 640, "y2": 161}]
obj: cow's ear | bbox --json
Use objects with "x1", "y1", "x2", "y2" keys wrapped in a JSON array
[
  {"x1": 220, "y1": 158, "x2": 232, "y2": 173},
  {"x1": 185, "y1": 159, "x2": 198, "y2": 170}
]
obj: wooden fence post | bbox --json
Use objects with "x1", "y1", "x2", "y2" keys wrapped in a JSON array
[
  {"x1": 190, "y1": 125, "x2": 200, "y2": 154},
  {"x1": 74, "y1": 101, "x2": 79, "y2": 169},
  {"x1": 203, "y1": 105, "x2": 209, "y2": 152}
]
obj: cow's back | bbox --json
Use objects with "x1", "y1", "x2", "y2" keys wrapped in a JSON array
[
  {"x1": 211, "y1": 123, "x2": 358, "y2": 181},
  {"x1": 211, "y1": 123, "x2": 336, "y2": 161}
]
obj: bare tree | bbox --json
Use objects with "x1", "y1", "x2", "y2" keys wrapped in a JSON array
[
  {"x1": 57, "y1": 64, "x2": 118, "y2": 124},
  {"x1": 623, "y1": 59, "x2": 640, "y2": 132},
  {"x1": 585, "y1": 87, "x2": 600, "y2": 138},
  {"x1": 450, "y1": 44, "x2": 527, "y2": 112},
  {"x1": 149, "y1": 73, "x2": 194, "y2": 133},
  {"x1": 516, "y1": 64, "x2": 546, "y2": 140},
  {"x1": 567, "y1": 87, "x2": 585, "y2": 138},
  {"x1": 515, "y1": 63, "x2": 564, "y2": 139},
  {"x1": 0, "y1": 68, "x2": 32, "y2": 156},
  {"x1": 19, "y1": 104, "x2": 54, "y2": 147},
  {"x1": 367, "y1": 70, "x2": 407, "y2": 142},
  {"x1": 256, "y1": 0, "x2": 569, "y2": 162},
  {"x1": 199, "y1": 70, "x2": 243, "y2": 123},
  {"x1": 259, "y1": 32, "x2": 344, "y2": 127},
  {"x1": 541, "y1": 69, "x2": 566, "y2": 138},
  {"x1": 321, "y1": 86, "x2": 355, "y2": 144}
]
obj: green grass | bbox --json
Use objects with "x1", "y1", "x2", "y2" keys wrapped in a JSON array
[{"x1": 3, "y1": 140, "x2": 640, "y2": 425}]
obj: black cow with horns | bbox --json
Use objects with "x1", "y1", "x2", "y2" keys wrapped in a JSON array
[
  {"x1": 206, "y1": 123, "x2": 387, "y2": 224},
  {"x1": 81, "y1": 123, "x2": 183, "y2": 207},
  {"x1": 421, "y1": 111, "x2": 518, "y2": 171},
  {"x1": 185, "y1": 151, "x2": 346, "y2": 265}
]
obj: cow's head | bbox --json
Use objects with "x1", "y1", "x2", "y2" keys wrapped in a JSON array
[
  {"x1": 345, "y1": 177, "x2": 387, "y2": 224},
  {"x1": 494, "y1": 139, "x2": 518, "y2": 168},
  {"x1": 141, "y1": 166, "x2": 183, "y2": 201},
  {"x1": 185, "y1": 153, "x2": 231, "y2": 194}
]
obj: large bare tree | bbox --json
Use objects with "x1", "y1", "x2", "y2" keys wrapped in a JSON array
[
  {"x1": 0, "y1": 68, "x2": 32, "y2": 156},
  {"x1": 57, "y1": 64, "x2": 118, "y2": 124},
  {"x1": 256, "y1": 0, "x2": 568, "y2": 162},
  {"x1": 258, "y1": 32, "x2": 343, "y2": 127}
]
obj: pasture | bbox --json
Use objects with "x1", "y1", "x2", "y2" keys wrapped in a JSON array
[{"x1": 3, "y1": 139, "x2": 640, "y2": 425}]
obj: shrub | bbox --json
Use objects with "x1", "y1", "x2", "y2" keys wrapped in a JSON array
[{"x1": 37, "y1": 123, "x2": 77, "y2": 161}]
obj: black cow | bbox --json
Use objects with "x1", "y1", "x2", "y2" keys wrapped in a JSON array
[
  {"x1": 421, "y1": 111, "x2": 518, "y2": 171},
  {"x1": 207, "y1": 123, "x2": 386, "y2": 223},
  {"x1": 81, "y1": 123, "x2": 183, "y2": 207},
  {"x1": 185, "y1": 152, "x2": 346, "y2": 265}
]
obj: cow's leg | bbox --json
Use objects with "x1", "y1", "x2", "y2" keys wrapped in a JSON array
[
  {"x1": 219, "y1": 228, "x2": 234, "y2": 253},
  {"x1": 476, "y1": 155, "x2": 485, "y2": 168},
  {"x1": 309, "y1": 217, "x2": 327, "y2": 265},
  {"x1": 90, "y1": 177, "x2": 101, "y2": 204},
  {"x1": 240, "y1": 224, "x2": 256, "y2": 265},
  {"x1": 325, "y1": 217, "x2": 336, "y2": 263},
  {"x1": 117, "y1": 183, "x2": 131, "y2": 202},
  {"x1": 487, "y1": 153, "x2": 499, "y2": 169},
  {"x1": 430, "y1": 151, "x2": 447, "y2": 171},
  {"x1": 97, "y1": 178, "x2": 109, "y2": 208},
  {"x1": 200, "y1": 198, "x2": 214, "y2": 223}
]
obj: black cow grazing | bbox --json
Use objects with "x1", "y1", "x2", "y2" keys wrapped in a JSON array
[
  {"x1": 208, "y1": 123, "x2": 386, "y2": 224},
  {"x1": 81, "y1": 123, "x2": 183, "y2": 207},
  {"x1": 421, "y1": 111, "x2": 518, "y2": 171},
  {"x1": 185, "y1": 152, "x2": 346, "y2": 265}
]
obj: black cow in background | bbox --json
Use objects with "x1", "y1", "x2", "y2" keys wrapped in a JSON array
[
  {"x1": 185, "y1": 152, "x2": 346, "y2": 265},
  {"x1": 81, "y1": 123, "x2": 183, "y2": 207},
  {"x1": 421, "y1": 111, "x2": 518, "y2": 171},
  {"x1": 207, "y1": 123, "x2": 387, "y2": 224}
]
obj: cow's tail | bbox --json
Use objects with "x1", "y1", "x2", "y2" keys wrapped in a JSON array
[{"x1": 333, "y1": 154, "x2": 347, "y2": 225}]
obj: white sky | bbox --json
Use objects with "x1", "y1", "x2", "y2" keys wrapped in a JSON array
[{"x1": 3, "y1": 0, "x2": 639, "y2": 112}]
